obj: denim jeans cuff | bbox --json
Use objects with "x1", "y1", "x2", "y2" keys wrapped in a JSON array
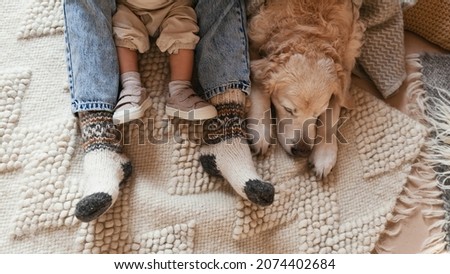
[
  {"x1": 71, "y1": 101, "x2": 116, "y2": 114},
  {"x1": 203, "y1": 81, "x2": 251, "y2": 100}
]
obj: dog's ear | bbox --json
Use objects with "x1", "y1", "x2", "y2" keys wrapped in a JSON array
[
  {"x1": 251, "y1": 58, "x2": 275, "y2": 81},
  {"x1": 333, "y1": 63, "x2": 354, "y2": 110},
  {"x1": 333, "y1": 89, "x2": 354, "y2": 109},
  {"x1": 251, "y1": 58, "x2": 279, "y2": 94}
]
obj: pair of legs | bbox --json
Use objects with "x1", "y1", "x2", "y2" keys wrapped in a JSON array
[
  {"x1": 64, "y1": 0, "x2": 274, "y2": 222},
  {"x1": 115, "y1": 47, "x2": 215, "y2": 122},
  {"x1": 117, "y1": 47, "x2": 193, "y2": 83},
  {"x1": 113, "y1": 2, "x2": 216, "y2": 123}
]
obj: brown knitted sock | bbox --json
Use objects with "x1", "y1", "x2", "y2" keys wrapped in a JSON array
[
  {"x1": 199, "y1": 89, "x2": 274, "y2": 206},
  {"x1": 75, "y1": 111, "x2": 132, "y2": 222}
]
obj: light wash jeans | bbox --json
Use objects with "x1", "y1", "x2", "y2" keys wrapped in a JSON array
[
  {"x1": 63, "y1": 0, "x2": 251, "y2": 113},
  {"x1": 192, "y1": 0, "x2": 251, "y2": 100}
]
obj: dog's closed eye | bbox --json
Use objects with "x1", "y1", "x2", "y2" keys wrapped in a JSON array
[{"x1": 283, "y1": 106, "x2": 295, "y2": 115}]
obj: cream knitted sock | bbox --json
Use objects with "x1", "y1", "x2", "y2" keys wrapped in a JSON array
[
  {"x1": 75, "y1": 111, "x2": 132, "y2": 222},
  {"x1": 199, "y1": 89, "x2": 274, "y2": 206}
]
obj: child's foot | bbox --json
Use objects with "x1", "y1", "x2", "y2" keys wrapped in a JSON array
[
  {"x1": 166, "y1": 81, "x2": 217, "y2": 121},
  {"x1": 113, "y1": 86, "x2": 152, "y2": 125}
]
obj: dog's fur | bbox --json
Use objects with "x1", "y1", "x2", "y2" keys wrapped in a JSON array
[{"x1": 247, "y1": 0, "x2": 364, "y2": 178}]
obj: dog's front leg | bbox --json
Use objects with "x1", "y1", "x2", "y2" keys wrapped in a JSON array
[
  {"x1": 246, "y1": 82, "x2": 273, "y2": 155},
  {"x1": 309, "y1": 97, "x2": 341, "y2": 179}
]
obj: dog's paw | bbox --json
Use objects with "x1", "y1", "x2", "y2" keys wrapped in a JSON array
[
  {"x1": 249, "y1": 135, "x2": 271, "y2": 155},
  {"x1": 247, "y1": 123, "x2": 271, "y2": 155},
  {"x1": 308, "y1": 142, "x2": 338, "y2": 179}
]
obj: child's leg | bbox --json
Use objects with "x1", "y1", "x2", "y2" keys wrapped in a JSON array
[
  {"x1": 112, "y1": 4, "x2": 153, "y2": 125},
  {"x1": 113, "y1": 46, "x2": 152, "y2": 124},
  {"x1": 116, "y1": 46, "x2": 141, "y2": 94},
  {"x1": 117, "y1": 46, "x2": 139, "y2": 73},
  {"x1": 169, "y1": 49, "x2": 194, "y2": 81},
  {"x1": 166, "y1": 49, "x2": 217, "y2": 120}
]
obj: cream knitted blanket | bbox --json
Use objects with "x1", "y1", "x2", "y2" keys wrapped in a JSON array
[{"x1": 0, "y1": 0, "x2": 426, "y2": 253}]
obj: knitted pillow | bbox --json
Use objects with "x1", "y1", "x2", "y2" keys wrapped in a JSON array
[{"x1": 403, "y1": 0, "x2": 450, "y2": 50}]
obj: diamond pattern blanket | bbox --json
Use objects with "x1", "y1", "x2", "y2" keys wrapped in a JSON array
[{"x1": 0, "y1": 0, "x2": 426, "y2": 253}]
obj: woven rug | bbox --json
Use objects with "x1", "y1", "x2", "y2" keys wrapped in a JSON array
[
  {"x1": 0, "y1": 0, "x2": 427, "y2": 254},
  {"x1": 407, "y1": 53, "x2": 450, "y2": 253}
]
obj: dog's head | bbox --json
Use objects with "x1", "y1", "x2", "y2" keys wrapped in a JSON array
[{"x1": 251, "y1": 53, "x2": 351, "y2": 157}]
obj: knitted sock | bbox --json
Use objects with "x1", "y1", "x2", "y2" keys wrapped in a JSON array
[
  {"x1": 199, "y1": 89, "x2": 275, "y2": 206},
  {"x1": 75, "y1": 111, "x2": 132, "y2": 222}
]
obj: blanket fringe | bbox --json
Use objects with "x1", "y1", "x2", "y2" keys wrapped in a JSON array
[
  {"x1": 404, "y1": 53, "x2": 448, "y2": 253},
  {"x1": 375, "y1": 53, "x2": 448, "y2": 253},
  {"x1": 373, "y1": 182, "x2": 420, "y2": 253},
  {"x1": 373, "y1": 54, "x2": 423, "y2": 253}
]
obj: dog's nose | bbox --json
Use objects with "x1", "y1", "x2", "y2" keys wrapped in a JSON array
[{"x1": 291, "y1": 144, "x2": 312, "y2": 157}]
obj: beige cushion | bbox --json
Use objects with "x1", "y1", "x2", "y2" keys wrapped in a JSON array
[{"x1": 403, "y1": 0, "x2": 450, "y2": 50}]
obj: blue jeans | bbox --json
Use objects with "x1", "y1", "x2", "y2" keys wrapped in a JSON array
[
  {"x1": 63, "y1": 0, "x2": 251, "y2": 113},
  {"x1": 193, "y1": 0, "x2": 251, "y2": 100}
]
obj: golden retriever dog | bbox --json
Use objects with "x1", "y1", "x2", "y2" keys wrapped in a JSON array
[{"x1": 247, "y1": 0, "x2": 364, "y2": 178}]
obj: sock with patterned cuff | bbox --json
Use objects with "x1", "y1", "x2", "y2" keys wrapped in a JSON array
[
  {"x1": 199, "y1": 89, "x2": 275, "y2": 206},
  {"x1": 75, "y1": 111, "x2": 132, "y2": 222}
]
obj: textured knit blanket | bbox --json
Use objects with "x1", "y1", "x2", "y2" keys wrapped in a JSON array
[
  {"x1": 407, "y1": 53, "x2": 450, "y2": 253},
  {"x1": 0, "y1": 0, "x2": 427, "y2": 253}
]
